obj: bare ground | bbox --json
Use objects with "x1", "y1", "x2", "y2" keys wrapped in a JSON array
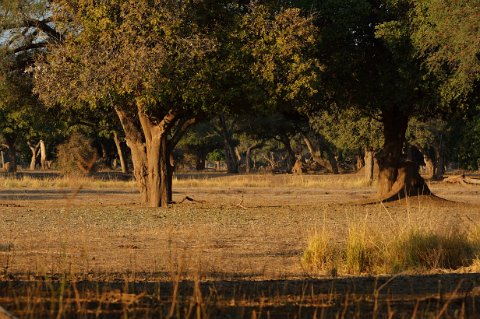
[{"x1": 1, "y1": 174, "x2": 480, "y2": 317}]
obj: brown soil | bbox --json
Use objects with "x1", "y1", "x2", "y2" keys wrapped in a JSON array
[{"x1": 1, "y1": 173, "x2": 480, "y2": 317}]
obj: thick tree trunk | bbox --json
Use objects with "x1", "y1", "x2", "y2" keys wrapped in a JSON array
[
  {"x1": 113, "y1": 131, "x2": 128, "y2": 173},
  {"x1": 40, "y1": 140, "x2": 47, "y2": 170},
  {"x1": 377, "y1": 110, "x2": 431, "y2": 201},
  {"x1": 117, "y1": 104, "x2": 195, "y2": 207},
  {"x1": 364, "y1": 149, "x2": 375, "y2": 182}
]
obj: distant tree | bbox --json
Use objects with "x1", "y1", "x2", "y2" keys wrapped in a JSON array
[
  {"x1": 177, "y1": 122, "x2": 223, "y2": 171},
  {"x1": 310, "y1": 108, "x2": 383, "y2": 180}
]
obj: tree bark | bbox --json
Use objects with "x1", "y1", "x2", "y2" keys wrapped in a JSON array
[
  {"x1": 0, "y1": 151, "x2": 4, "y2": 170},
  {"x1": 364, "y1": 149, "x2": 375, "y2": 182},
  {"x1": 245, "y1": 142, "x2": 263, "y2": 174},
  {"x1": 219, "y1": 114, "x2": 239, "y2": 174},
  {"x1": 40, "y1": 140, "x2": 47, "y2": 170},
  {"x1": 116, "y1": 103, "x2": 196, "y2": 207},
  {"x1": 28, "y1": 141, "x2": 40, "y2": 170},
  {"x1": 115, "y1": 106, "x2": 149, "y2": 204},
  {"x1": 113, "y1": 131, "x2": 128, "y2": 173},
  {"x1": 356, "y1": 153, "x2": 364, "y2": 171},
  {"x1": 434, "y1": 136, "x2": 445, "y2": 180},
  {"x1": 302, "y1": 134, "x2": 338, "y2": 173},
  {"x1": 377, "y1": 110, "x2": 431, "y2": 201},
  {"x1": 5, "y1": 139, "x2": 17, "y2": 173},
  {"x1": 278, "y1": 134, "x2": 295, "y2": 173}
]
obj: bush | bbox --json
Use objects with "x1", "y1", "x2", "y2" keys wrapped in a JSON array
[{"x1": 57, "y1": 132, "x2": 98, "y2": 176}]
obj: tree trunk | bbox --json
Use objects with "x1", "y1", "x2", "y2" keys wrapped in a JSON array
[
  {"x1": 28, "y1": 142, "x2": 40, "y2": 170},
  {"x1": 195, "y1": 153, "x2": 206, "y2": 171},
  {"x1": 278, "y1": 134, "x2": 295, "y2": 173},
  {"x1": 423, "y1": 153, "x2": 435, "y2": 178},
  {"x1": 364, "y1": 149, "x2": 375, "y2": 182},
  {"x1": 0, "y1": 151, "x2": 4, "y2": 169},
  {"x1": 219, "y1": 114, "x2": 239, "y2": 174},
  {"x1": 434, "y1": 136, "x2": 445, "y2": 180},
  {"x1": 245, "y1": 142, "x2": 263, "y2": 174},
  {"x1": 377, "y1": 110, "x2": 431, "y2": 201},
  {"x1": 302, "y1": 134, "x2": 338, "y2": 173},
  {"x1": 113, "y1": 131, "x2": 128, "y2": 173},
  {"x1": 356, "y1": 153, "x2": 364, "y2": 171},
  {"x1": 40, "y1": 140, "x2": 47, "y2": 170},
  {"x1": 115, "y1": 106, "x2": 149, "y2": 204},
  {"x1": 5, "y1": 140, "x2": 17, "y2": 173}
]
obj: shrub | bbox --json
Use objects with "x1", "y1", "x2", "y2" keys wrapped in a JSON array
[{"x1": 57, "y1": 132, "x2": 98, "y2": 176}]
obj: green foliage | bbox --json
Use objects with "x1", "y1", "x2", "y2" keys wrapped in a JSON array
[
  {"x1": 412, "y1": 0, "x2": 480, "y2": 104},
  {"x1": 445, "y1": 113, "x2": 480, "y2": 170},
  {"x1": 310, "y1": 108, "x2": 383, "y2": 153},
  {"x1": 57, "y1": 132, "x2": 98, "y2": 175}
]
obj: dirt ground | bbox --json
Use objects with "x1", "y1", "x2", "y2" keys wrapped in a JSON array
[
  {"x1": 0, "y1": 175, "x2": 479, "y2": 279},
  {"x1": 1, "y1": 174, "x2": 480, "y2": 317}
]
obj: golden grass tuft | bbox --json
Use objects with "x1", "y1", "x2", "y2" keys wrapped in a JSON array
[{"x1": 303, "y1": 221, "x2": 480, "y2": 276}]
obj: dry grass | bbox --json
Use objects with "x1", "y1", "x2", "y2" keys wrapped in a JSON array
[
  {"x1": 1, "y1": 172, "x2": 480, "y2": 317},
  {"x1": 0, "y1": 172, "x2": 371, "y2": 190},
  {"x1": 173, "y1": 173, "x2": 371, "y2": 189},
  {"x1": 0, "y1": 175, "x2": 136, "y2": 189},
  {"x1": 303, "y1": 216, "x2": 480, "y2": 275}
]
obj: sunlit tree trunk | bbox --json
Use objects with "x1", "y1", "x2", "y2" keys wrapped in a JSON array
[
  {"x1": 40, "y1": 140, "x2": 47, "y2": 170},
  {"x1": 364, "y1": 149, "x2": 375, "y2": 182},
  {"x1": 28, "y1": 141, "x2": 40, "y2": 170},
  {"x1": 377, "y1": 109, "x2": 430, "y2": 200}
]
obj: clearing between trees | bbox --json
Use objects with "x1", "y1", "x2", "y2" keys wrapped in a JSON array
[{"x1": 0, "y1": 172, "x2": 480, "y2": 317}]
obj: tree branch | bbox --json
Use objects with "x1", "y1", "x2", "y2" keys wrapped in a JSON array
[{"x1": 167, "y1": 116, "x2": 199, "y2": 153}]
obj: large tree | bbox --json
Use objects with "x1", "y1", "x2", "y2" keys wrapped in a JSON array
[
  {"x1": 294, "y1": 0, "x2": 454, "y2": 200},
  {"x1": 34, "y1": 0, "x2": 320, "y2": 207}
]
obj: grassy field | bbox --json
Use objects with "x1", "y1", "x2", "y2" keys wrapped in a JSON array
[{"x1": 1, "y1": 172, "x2": 480, "y2": 318}]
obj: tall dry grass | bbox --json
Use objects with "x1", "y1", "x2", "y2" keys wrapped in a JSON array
[
  {"x1": 0, "y1": 173, "x2": 371, "y2": 190},
  {"x1": 0, "y1": 175, "x2": 136, "y2": 189},
  {"x1": 303, "y1": 214, "x2": 480, "y2": 275},
  {"x1": 173, "y1": 173, "x2": 371, "y2": 189}
]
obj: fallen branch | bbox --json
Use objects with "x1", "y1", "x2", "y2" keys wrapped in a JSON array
[
  {"x1": 444, "y1": 174, "x2": 480, "y2": 185},
  {"x1": 173, "y1": 196, "x2": 206, "y2": 204}
]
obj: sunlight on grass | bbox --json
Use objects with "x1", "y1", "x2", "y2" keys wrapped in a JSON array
[
  {"x1": 173, "y1": 173, "x2": 372, "y2": 189},
  {"x1": 0, "y1": 173, "x2": 372, "y2": 189},
  {"x1": 0, "y1": 175, "x2": 136, "y2": 189}
]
